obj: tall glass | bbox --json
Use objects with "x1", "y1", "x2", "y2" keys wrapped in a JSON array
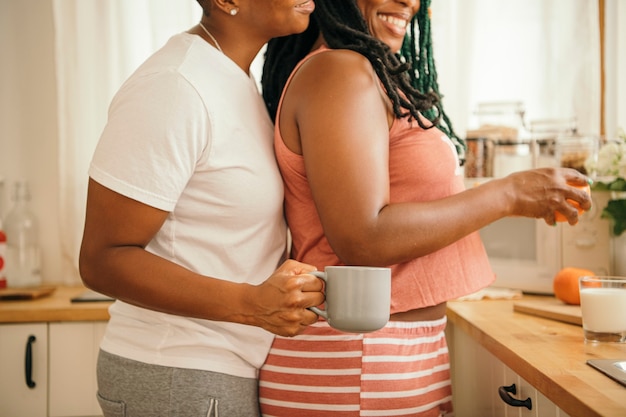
[{"x1": 579, "y1": 276, "x2": 626, "y2": 343}]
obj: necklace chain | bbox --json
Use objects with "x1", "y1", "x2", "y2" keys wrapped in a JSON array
[{"x1": 199, "y1": 23, "x2": 223, "y2": 53}]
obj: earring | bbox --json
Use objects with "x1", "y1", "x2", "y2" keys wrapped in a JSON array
[{"x1": 230, "y1": 8, "x2": 238, "y2": 16}]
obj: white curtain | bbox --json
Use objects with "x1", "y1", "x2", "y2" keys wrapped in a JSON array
[
  {"x1": 604, "y1": 0, "x2": 626, "y2": 140},
  {"x1": 52, "y1": 0, "x2": 200, "y2": 284},
  {"x1": 430, "y1": 0, "x2": 601, "y2": 137}
]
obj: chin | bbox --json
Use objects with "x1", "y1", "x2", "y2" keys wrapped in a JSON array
[
  {"x1": 386, "y1": 42, "x2": 403, "y2": 53},
  {"x1": 279, "y1": 22, "x2": 310, "y2": 37}
]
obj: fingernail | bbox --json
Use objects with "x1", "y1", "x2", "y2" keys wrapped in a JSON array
[{"x1": 587, "y1": 177, "x2": 594, "y2": 185}]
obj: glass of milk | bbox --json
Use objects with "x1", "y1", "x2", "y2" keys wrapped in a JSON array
[{"x1": 579, "y1": 276, "x2": 626, "y2": 343}]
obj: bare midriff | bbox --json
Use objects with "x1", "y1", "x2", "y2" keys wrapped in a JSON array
[{"x1": 390, "y1": 302, "x2": 447, "y2": 322}]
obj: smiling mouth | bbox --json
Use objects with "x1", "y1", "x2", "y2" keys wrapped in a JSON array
[
  {"x1": 378, "y1": 14, "x2": 408, "y2": 30},
  {"x1": 296, "y1": 0, "x2": 312, "y2": 8}
]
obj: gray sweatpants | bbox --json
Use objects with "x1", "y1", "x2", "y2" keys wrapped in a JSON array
[{"x1": 96, "y1": 349, "x2": 260, "y2": 417}]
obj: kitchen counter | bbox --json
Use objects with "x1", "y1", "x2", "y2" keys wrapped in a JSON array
[
  {"x1": 0, "y1": 285, "x2": 111, "y2": 323},
  {"x1": 447, "y1": 296, "x2": 626, "y2": 417},
  {"x1": 1, "y1": 288, "x2": 624, "y2": 415}
]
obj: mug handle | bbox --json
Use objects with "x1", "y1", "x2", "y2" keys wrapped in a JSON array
[{"x1": 308, "y1": 271, "x2": 328, "y2": 319}]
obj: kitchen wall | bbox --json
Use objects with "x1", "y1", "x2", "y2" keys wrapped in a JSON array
[{"x1": 0, "y1": 1, "x2": 66, "y2": 284}]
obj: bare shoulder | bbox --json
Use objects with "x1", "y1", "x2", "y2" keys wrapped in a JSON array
[
  {"x1": 278, "y1": 48, "x2": 388, "y2": 154},
  {"x1": 289, "y1": 48, "x2": 380, "y2": 97},
  {"x1": 304, "y1": 48, "x2": 373, "y2": 70}
]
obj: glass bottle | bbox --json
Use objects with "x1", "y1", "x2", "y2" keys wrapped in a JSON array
[
  {"x1": 0, "y1": 176, "x2": 6, "y2": 288},
  {"x1": 4, "y1": 180, "x2": 42, "y2": 287},
  {"x1": 0, "y1": 220, "x2": 6, "y2": 289}
]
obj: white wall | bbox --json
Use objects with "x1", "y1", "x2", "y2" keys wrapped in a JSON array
[{"x1": 0, "y1": 0, "x2": 65, "y2": 284}]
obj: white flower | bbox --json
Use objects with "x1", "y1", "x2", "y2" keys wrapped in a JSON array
[
  {"x1": 588, "y1": 128, "x2": 626, "y2": 236},
  {"x1": 585, "y1": 132, "x2": 626, "y2": 180}
]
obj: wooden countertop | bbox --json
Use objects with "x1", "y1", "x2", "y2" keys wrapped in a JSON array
[
  {"x1": 0, "y1": 286, "x2": 111, "y2": 323},
  {"x1": 447, "y1": 296, "x2": 626, "y2": 417},
  {"x1": 2, "y1": 287, "x2": 624, "y2": 415}
]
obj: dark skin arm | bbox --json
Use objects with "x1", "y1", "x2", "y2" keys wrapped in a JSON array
[
  {"x1": 279, "y1": 49, "x2": 592, "y2": 266},
  {"x1": 79, "y1": 179, "x2": 324, "y2": 337}
]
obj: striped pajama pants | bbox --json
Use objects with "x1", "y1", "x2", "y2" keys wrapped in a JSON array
[{"x1": 259, "y1": 317, "x2": 453, "y2": 417}]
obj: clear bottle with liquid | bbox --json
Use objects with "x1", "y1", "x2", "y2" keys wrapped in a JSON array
[
  {"x1": 0, "y1": 176, "x2": 6, "y2": 288},
  {"x1": 0, "y1": 221, "x2": 6, "y2": 289},
  {"x1": 4, "y1": 180, "x2": 42, "y2": 288}
]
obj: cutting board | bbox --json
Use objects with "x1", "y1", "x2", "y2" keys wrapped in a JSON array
[
  {"x1": 513, "y1": 297, "x2": 582, "y2": 326},
  {"x1": 0, "y1": 286, "x2": 57, "y2": 301}
]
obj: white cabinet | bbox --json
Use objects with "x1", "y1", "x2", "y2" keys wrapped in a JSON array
[
  {"x1": 0, "y1": 321, "x2": 105, "y2": 417},
  {"x1": 447, "y1": 322, "x2": 571, "y2": 417},
  {"x1": 0, "y1": 323, "x2": 48, "y2": 417},
  {"x1": 49, "y1": 322, "x2": 106, "y2": 417}
]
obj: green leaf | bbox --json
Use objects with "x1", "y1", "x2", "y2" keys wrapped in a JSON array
[
  {"x1": 609, "y1": 177, "x2": 626, "y2": 191},
  {"x1": 591, "y1": 178, "x2": 626, "y2": 192},
  {"x1": 601, "y1": 199, "x2": 626, "y2": 236},
  {"x1": 592, "y1": 182, "x2": 613, "y2": 191}
]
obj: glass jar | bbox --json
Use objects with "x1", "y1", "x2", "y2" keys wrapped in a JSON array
[
  {"x1": 4, "y1": 180, "x2": 42, "y2": 288},
  {"x1": 555, "y1": 133, "x2": 599, "y2": 175},
  {"x1": 466, "y1": 101, "x2": 532, "y2": 178},
  {"x1": 0, "y1": 175, "x2": 5, "y2": 219},
  {"x1": 474, "y1": 101, "x2": 527, "y2": 131},
  {"x1": 528, "y1": 117, "x2": 578, "y2": 169}
]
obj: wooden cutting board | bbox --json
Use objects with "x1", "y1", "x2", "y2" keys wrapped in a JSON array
[
  {"x1": 0, "y1": 286, "x2": 57, "y2": 301},
  {"x1": 513, "y1": 297, "x2": 582, "y2": 326}
]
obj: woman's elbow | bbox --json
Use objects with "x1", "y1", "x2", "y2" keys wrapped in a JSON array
[
  {"x1": 333, "y1": 240, "x2": 395, "y2": 267},
  {"x1": 78, "y1": 243, "x2": 99, "y2": 290}
]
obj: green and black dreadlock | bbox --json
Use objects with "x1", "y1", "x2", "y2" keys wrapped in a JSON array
[
  {"x1": 401, "y1": 1, "x2": 465, "y2": 160},
  {"x1": 262, "y1": 0, "x2": 465, "y2": 162}
]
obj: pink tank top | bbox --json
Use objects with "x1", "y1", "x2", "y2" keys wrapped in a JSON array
[{"x1": 274, "y1": 48, "x2": 495, "y2": 313}]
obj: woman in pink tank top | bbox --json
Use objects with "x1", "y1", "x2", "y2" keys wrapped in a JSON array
[{"x1": 258, "y1": 1, "x2": 593, "y2": 416}]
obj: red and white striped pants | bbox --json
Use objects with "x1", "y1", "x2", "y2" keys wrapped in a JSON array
[{"x1": 259, "y1": 317, "x2": 453, "y2": 417}]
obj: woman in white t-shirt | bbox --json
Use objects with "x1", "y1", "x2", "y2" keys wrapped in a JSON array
[{"x1": 78, "y1": 1, "x2": 321, "y2": 416}]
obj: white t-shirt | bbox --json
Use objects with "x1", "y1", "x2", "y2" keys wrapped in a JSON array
[{"x1": 89, "y1": 33, "x2": 287, "y2": 379}]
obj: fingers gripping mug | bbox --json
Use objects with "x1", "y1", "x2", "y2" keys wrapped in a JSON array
[{"x1": 309, "y1": 266, "x2": 392, "y2": 333}]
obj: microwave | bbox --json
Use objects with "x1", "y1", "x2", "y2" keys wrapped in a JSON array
[{"x1": 467, "y1": 180, "x2": 613, "y2": 294}]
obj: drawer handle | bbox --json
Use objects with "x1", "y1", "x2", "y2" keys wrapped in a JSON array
[
  {"x1": 25, "y1": 335, "x2": 37, "y2": 389},
  {"x1": 498, "y1": 383, "x2": 532, "y2": 410}
]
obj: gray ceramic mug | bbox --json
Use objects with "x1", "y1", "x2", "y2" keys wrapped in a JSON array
[{"x1": 309, "y1": 266, "x2": 391, "y2": 333}]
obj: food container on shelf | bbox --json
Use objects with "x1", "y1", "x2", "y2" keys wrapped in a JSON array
[
  {"x1": 528, "y1": 117, "x2": 578, "y2": 169},
  {"x1": 554, "y1": 133, "x2": 599, "y2": 176},
  {"x1": 465, "y1": 101, "x2": 531, "y2": 178}
]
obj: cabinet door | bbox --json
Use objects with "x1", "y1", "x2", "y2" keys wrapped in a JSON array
[
  {"x1": 449, "y1": 321, "x2": 571, "y2": 417},
  {"x1": 48, "y1": 321, "x2": 106, "y2": 417},
  {"x1": 502, "y1": 365, "x2": 534, "y2": 417},
  {"x1": 502, "y1": 366, "x2": 565, "y2": 417},
  {"x1": 448, "y1": 323, "x2": 498, "y2": 417},
  {"x1": 0, "y1": 323, "x2": 48, "y2": 417},
  {"x1": 533, "y1": 387, "x2": 560, "y2": 417}
]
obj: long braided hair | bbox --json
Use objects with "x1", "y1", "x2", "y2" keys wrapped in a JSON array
[{"x1": 262, "y1": 0, "x2": 465, "y2": 161}]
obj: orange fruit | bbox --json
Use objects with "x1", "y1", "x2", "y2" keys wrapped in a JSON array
[
  {"x1": 554, "y1": 183, "x2": 590, "y2": 222},
  {"x1": 553, "y1": 267, "x2": 595, "y2": 305}
]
